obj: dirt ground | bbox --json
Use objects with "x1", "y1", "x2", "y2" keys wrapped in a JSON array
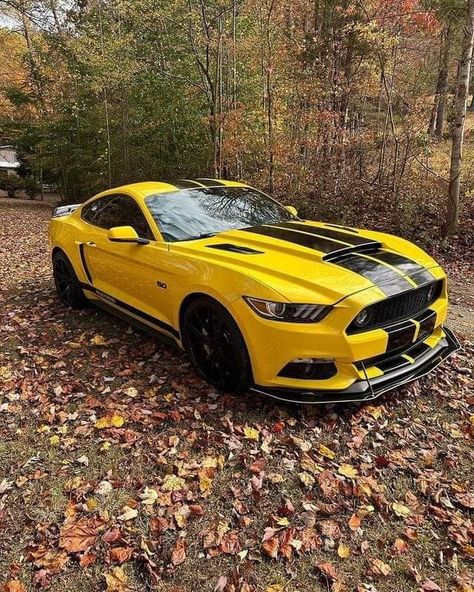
[{"x1": 0, "y1": 200, "x2": 473, "y2": 592}]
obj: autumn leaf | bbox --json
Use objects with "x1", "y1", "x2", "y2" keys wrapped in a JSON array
[
  {"x1": 117, "y1": 506, "x2": 138, "y2": 521},
  {"x1": 95, "y1": 415, "x2": 125, "y2": 429},
  {"x1": 337, "y1": 464, "x2": 358, "y2": 478},
  {"x1": 59, "y1": 517, "x2": 103, "y2": 553},
  {"x1": 315, "y1": 561, "x2": 338, "y2": 581},
  {"x1": 318, "y1": 444, "x2": 335, "y2": 459},
  {"x1": 108, "y1": 546, "x2": 133, "y2": 564},
  {"x1": 162, "y1": 474, "x2": 186, "y2": 492},
  {"x1": 243, "y1": 426, "x2": 260, "y2": 440},
  {"x1": 337, "y1": 543, "x2": 351, "y2": 558},
  {"x1": 49, "y1": 434, "x2": 60, "y2": 446},
  {"x1": 392, "y1": 538, "x2": 408, "y2": 555},
  {"x1": 370, "y1": 558, "x2": 392, "y2": 576},
  {"x1": 348, "y1": 513, "x2": 361, "y2": 531},
  {"x1": 298, "y1": 472, "x2": 315, "y2": 487},
  {"x1": 392, "y1": 501, "x2": 411, "y2": 518},
  {"x1": 104, "y1": 566, "x2": 128, "y2": 592},
  {"x1": 171, "y1": 538, "x2": 186, "y2": 565},
  {"x1": 139, "y1": 486, "x2": 158, "y2": 505},
  {"x1": 266, "y1": 585, "x2": 284, "y2": 592},
  {"x1": 3, "y1": 582, "x2": 26, "y2": 592},
  {"x1": 91, "y1": 334, "x2": 107, "y2": 346},
  {"x1": 262, "y1": 536, "x2": 279, "y2": 559},
  {"x1": 421, "y1": 579, "x2": 442, "y2": 591}
]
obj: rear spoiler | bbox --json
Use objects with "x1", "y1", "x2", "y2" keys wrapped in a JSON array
[{"x1": 52, "y1": 204, "x2": 80, "y2": 218}]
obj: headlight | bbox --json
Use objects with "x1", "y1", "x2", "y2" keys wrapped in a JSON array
[{"x1": 243, "y1": 297, "x2": 332, "y2": 323}]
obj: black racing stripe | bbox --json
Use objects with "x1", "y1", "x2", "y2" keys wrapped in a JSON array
[
  {"x1": 417, "y1": 309, "x2": 436, "y2": 340},
  {"x1": 78, "y1": 243, "x2": 93, "y2": 284},
  {"x1": 164, "y1": 179, "x2": 204, "y2": 189},
  {"x1": 80, "y1": 283, "x2": 180, "y2": 339},
  {"x1": 275, "y1": 222, "x2": 374, "y2": 246},
  {"x1": 335, "y1": 254, "x2": 413, "y2": 295},
  {"x1": 194, "y1": 178, "x2": 227, "y2": 187},
  {"x1": 385, "y1": 320, "x2": 417, "y2": 351},
  {"x1": 325, "y1": 223, "x2": 359, "y2": 234},
  {"x1": 241, "y1": 225, "x2": 345, "y2": 254},
  {"x1": 371, "y1": 251, "x2": 434, "y2": 286},
  {"x1": 409, "y1": 269, "x2": 435, "y2": 286}
]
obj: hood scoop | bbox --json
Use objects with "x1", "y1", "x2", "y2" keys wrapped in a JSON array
[{"x1": 206, "y1": 243, "x2": 264, "y2": 255}]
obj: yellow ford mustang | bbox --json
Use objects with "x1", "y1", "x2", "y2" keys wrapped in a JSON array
[{"x1": 49, "y1": 179, "x2": 459, "y2": 403}]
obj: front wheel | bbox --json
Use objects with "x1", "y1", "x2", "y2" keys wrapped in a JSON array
[
  {"x1": 53, "y1": 251, "x2": 87, "y2": 309},
  {"x1": 182, "y1": 297, "x2": 252, "y2": 393}
]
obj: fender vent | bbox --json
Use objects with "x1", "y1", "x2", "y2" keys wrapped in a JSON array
[{"x1": 206, "y1": 243, "x2": 264, "y2": 254}]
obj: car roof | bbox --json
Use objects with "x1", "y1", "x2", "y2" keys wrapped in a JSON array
[{"x1": 95, "y1": 179, "x2": 250, "y2": 201}]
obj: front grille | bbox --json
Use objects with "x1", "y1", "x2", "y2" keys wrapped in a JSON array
[{"x1": 347, "y1": 280, "x2": 443, "y2": 334}]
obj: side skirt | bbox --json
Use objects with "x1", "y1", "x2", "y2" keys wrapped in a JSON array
[
  {"x1": 92, "y1": 299, "x2": 182, "y2": 350},
  {"x1": 80, "y1": 282, "x2": 181, "y2": 344}
]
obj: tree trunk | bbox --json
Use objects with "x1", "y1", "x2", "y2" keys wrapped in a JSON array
[
  {"x1": 447, "y1": 0, "x2": 474, "y2": 235},
  {"x1": 433, "y1": 23, "x2": 452, "y2": 138}
]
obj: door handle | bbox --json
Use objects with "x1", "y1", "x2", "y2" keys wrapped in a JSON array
[{"x1": 86, "y1": 241, "x2": 96, "y2": 247}]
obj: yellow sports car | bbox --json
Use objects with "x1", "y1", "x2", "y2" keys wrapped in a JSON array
[{"x1": 49, "y1": 179, "x2": 459, "y2": 403}]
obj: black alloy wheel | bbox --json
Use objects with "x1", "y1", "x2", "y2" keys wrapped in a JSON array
[
  {"x1": 182, "y1": 297, "x2": 252, "y2": 393},
  {"x1": 53, "y1": 251, "x2": 87, "y2": 309}
]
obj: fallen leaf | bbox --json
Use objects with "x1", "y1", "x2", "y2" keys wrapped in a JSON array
[
  {"x1": 299, "y1": 472, "x2": 315, "y2": 487},
  {"x1": 262, "y1": 536, "x2": 279, "y2": 559},
  {"x1": 171, "y1": 538, "x2": 186, "y2": 565},
  {"x1": 59, "y1": 517, "x2": 102, "y2": 553},
  {"x1": 117, "y1": 506, "x2": 138, "y2": 521},
  {"x1": 337, "y1": 543, "x2": 351, "y2": 558},
  {"x1": 243, "y1": 426, "x2": 260, "y2": 440},
  {"x1": 3, "y1": 582, "x2": 26, "y2": 592},
  {"x1": 162, "y1": 474, "x2": 186, "y2": 492},
  {"x1": 139, "y1": 486, "x2": 158, "y2": 505},
  {"x1": 421, "y1": 580, "x2": 441, "y2": 591},
  {"x1": 348, "y1": 513, "x2": 361, "y2": 530},
  {"x1": 108, "y1": 546, "x2": 133, "y2": 564},
  {"x1": 318, "y1": 444, "x2": 335, "y2": 459},
  {"x1": 104, "y1": 566, "x2": 128, "y2": 592},
  {"x1": 392, "y1": 538, "x2": 408, "y2": 555},
  {"x1": 316, "y1": 561, "x2": 338, "y2": 580},
  {"x1": 338, "y1": 464, "x2": 358, "y2": 478},
  {"x1": 95, "y1": 415, "x2": 125, "y2": 429},
  {"x1": 370, "y1": 558, "x2": 392, "y2": 576},
  {"x1": 392, "y1": 501, "x2": 411, "y2": 518}
]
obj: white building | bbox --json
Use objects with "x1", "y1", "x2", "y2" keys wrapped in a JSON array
[{"x1": 0, "y1": 145, "x2": 20, "y2": 176}]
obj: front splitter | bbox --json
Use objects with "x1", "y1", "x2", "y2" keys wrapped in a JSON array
[{"x1": 249, "y1": 327, "x2": 461, "y2": 405}]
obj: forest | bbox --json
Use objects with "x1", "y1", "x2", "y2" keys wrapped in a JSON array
[{"x1": 0, "y1": 0, "x2": 473, "y2": 246}]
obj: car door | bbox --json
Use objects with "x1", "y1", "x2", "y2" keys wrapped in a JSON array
[{"x1": 80, "y1": 193, "x2": 173, "y2": 329}]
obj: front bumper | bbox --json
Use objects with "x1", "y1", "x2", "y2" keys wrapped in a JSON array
[{"x1": 249, "y1": 326, "x2": 460, "y2": 404}]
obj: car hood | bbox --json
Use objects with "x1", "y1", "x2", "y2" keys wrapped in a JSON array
[{"x1": 172, "y1": 221, "x2": 441, "y2": 304}]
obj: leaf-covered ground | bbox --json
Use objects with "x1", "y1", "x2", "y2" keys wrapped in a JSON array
[{"x1": 0, "y1": 201, "x2": 473, "y2": 592}]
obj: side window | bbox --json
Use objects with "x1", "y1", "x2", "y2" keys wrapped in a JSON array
[
  {"x1": 81, "y1": 196, "x2": 114, "y2": 224},
  {"x1": 89, "y1": 194, "x2": 154, "y2": 240}
]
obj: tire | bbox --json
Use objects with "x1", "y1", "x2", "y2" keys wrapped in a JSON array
[
  {"x1": 53, "y1": 250, "x2": 88, "y2": 309},
  {"x1": 182, "y1": 296, "x2": 252, "y2": 393}
]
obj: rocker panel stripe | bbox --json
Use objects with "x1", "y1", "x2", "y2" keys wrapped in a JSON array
[{"x1": 80, "y1": 283, "x2": 180, "y2": 339}]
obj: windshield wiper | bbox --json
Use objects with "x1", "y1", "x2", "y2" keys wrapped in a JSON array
[{"x1": 197, "y1": 232, "x2": 218, "y2": 239}]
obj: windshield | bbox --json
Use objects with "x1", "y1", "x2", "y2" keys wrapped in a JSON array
[{"x1": 145, "y1": 186, "x2": 295, "y2": 242}]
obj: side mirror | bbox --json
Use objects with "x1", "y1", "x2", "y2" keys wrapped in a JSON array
[
  {"x1": 285, "y1": 205, "x2": 298, "y2": 217},
  {"x1": 108, "y1": 226, "x2": 149, "y2": 245}
]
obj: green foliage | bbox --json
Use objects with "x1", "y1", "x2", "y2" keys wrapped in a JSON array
[{"x1": 0, "y1": 176, "x2": 24, "y2": 198}]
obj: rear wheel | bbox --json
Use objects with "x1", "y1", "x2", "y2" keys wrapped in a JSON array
[
  {"x1": 53, "y1": 251, "x2": 87, "y2": 309},
  {"x1": 182, "y1": 297, "x2": 252, "y2": 393}
]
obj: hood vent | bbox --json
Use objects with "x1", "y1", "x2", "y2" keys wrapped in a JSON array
[{"x1": 206, "y1": 243, "x2": 264, "y2": 255}]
